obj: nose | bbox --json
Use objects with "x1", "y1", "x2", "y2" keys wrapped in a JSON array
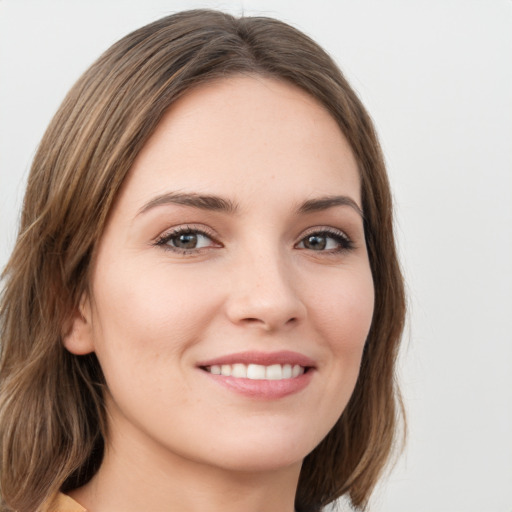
[{"x1": 224, "y1": 250, "x2": 306, "y2": 332}]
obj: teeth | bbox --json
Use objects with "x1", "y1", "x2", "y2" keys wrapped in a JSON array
[
  {"x1": 247, "y1": 364, "x2": 266, "y2": 379},
  {"x1": 266, "y1": 364, "x2": 282, "y2": 380},
  {"x1": 282, "y1": 364, "x2": 292, "y2": 379},
  {"x1": 231, "y1": 364, "x2": 246, "y2": 378},
  {"x1": 205, "y1": 363, "x2": 305, "y2": 380},
  {"x1": 221, "y1": 364, "x2": 231, "y2": 377}
]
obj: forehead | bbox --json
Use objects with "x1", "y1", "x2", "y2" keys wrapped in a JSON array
[{"x1": 118, "y1": 75, "x2": 361, "y2": 212}]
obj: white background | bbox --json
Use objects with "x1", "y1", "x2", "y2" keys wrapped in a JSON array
[{"x1": 1, "y1": 1, "x2": 511, "y2": 511}]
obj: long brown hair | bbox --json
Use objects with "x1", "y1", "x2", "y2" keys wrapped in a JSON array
[{"x1": 0, "y1": 9, "x2": 405, "y2": 512}]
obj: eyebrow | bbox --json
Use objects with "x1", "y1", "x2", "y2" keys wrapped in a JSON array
[
  {"x1": 137, "y1": 192, "x2": 239, "y2": 216},
  {"x1": 298, "y1": 195, "x2": 364, "y2": 219},
  {"x1": 137, "y1": 192, "x2": 363, "y2": 219}
]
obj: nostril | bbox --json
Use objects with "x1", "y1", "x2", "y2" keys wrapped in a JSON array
[
  {"x1": 236, "y1": 316, "x2": 300, "y2": 332},
  {"x1": 226, "y1": 291, "x2": 306, "y2": 330}
]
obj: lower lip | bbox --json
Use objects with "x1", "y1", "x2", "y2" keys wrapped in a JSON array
[{"x1": 200, "y1": 369, "x2": 314, "y2": 399}]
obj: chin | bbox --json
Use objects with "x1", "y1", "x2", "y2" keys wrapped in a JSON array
[
  {"x1": 190, "y1": 424, "x2": 325, "y2": 474},
  {"x1": 206, "y1": 449, "x2": 305, "y2": 474}
]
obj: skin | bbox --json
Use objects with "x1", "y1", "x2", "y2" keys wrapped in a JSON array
[{"x1": 65, "y1": 76, "x2": 375, "y2": 512}]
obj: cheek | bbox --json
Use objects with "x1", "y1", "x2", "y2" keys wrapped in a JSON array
[
  {"x1": 87, "y1": 260, "x2": 222, "y2": 427},
  {"x1": 307, "y1": 264, "x2": 374, "y2": 390},
  {"x1": 312, "y1": 266, "x2": 374, "y2": 343},
  {"x1": 89, "y1": 258, "x2": 221, "y2": 375},
  {"x1": 293, "y1": 264, "x2": 374, "y2": 442}
]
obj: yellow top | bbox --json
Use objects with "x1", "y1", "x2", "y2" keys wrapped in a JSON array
[{"x1": 43, "y1": 492, "x2": 86, "y2": 512}]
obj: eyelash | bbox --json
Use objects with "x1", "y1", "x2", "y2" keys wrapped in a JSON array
[
  {"x1": 153, "y1": 226, "x2": 354, "y2": 255},
  {"x1": 154, "y1": 225, "x2": 220, "y2": 254},
  {"x1": 296, "y1": 227, "x2": 354, "y2": 254}
]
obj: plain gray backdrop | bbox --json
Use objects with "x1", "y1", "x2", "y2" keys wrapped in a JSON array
[{"x1": 1, "y1": 1, "x2": 511, "y2": 510}]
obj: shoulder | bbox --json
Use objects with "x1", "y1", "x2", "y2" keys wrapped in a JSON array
[{"x1": 41, "y1": 493, "x2": 87, "y2": 512}]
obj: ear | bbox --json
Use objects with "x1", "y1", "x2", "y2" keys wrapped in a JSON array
[{"x1": 62, "y1": 294, "x2": 95, "y2": 355}]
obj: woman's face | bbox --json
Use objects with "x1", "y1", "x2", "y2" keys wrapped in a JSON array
[{"x1": 67, "y1": 76, "x2": 374, "y2": 475}]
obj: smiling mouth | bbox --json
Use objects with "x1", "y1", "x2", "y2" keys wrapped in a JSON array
[
  {"x1": 202, "y1": 363, "x2": 307, "y2": 380},
  {"x1": 197, "y1": 352, "x2": 315, "y2": 398}
]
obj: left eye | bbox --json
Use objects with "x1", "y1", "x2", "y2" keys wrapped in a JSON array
[{"x1": 296, "y1": 231, "x2": 351, "y2": 252}]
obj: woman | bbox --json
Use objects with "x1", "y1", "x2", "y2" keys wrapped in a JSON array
[{"x1": 0, "y1": 9, "x2": 405, "y2": 512}]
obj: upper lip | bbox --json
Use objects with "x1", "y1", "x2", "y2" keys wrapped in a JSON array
[{"x1": 197, "y1": 350, "x2": 316, "y2": 368}]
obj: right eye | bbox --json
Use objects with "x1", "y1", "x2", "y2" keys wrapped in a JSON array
[{"x1": 154, "y1": 226, "x2": 220, "y2": 254}]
